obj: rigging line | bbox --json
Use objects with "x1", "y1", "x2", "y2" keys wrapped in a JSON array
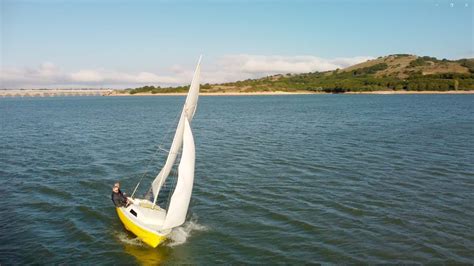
[
  {"x1": 157, "y1": 108, "x2": 183, "y2": 156},
  {"x1": 131, "y1": 106, "x2": 183, "y2": 198},
  {"x1": 131, "y1": 144, "x2": 162, "y2": 198}
]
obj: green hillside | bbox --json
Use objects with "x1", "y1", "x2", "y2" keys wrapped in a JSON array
[{"x1": 123, "y1": 54, "x2": 474, "y2": 94}]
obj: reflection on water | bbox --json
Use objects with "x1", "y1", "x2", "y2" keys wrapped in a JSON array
[{"x1": 122, "y1": 237, "x2": 169, "y2": 265}]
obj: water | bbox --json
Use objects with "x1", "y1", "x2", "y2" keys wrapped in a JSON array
[{"x1": 1, "y1": 95, "x2": 473, "y2": 264}]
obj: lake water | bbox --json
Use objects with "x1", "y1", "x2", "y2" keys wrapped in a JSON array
[{"x1": 0, "y1": 95, "x2": 473, "y2": 264}]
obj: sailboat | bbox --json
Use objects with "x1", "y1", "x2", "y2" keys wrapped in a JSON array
[{"x1": 115, "y1": 56, "x2": 201, "y2": 247}]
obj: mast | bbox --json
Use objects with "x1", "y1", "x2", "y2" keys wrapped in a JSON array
[{"x1": 151, "y1": 56, "x2": 201, "y2": 206}]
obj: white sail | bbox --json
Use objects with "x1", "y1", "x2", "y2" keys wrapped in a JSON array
[
  {"x1": 182, "y1": 55, "x2": 201, "y2": 121},
  {"x1": 161, "y1": 117, "x2": 195, "y2": 230},
  {"x1": 151, "y1": 56, "x2": 201, "y2": 203}
]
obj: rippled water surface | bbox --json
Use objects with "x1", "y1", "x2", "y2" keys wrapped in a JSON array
[{"x1": 1, "y1": 95, "x2": 473, "y2": 264}]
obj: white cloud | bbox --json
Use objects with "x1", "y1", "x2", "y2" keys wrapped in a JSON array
[
  {"x1": 134, "y1": 72, "x2": 179, "y2": 84},
  {"x1": 1, "y1": 62, "x2": 64, "y2": 86},
  {"x1": 0, "y1": 54, "x2": 373, "y2": 89},
  {"x1": 218, "y1": 54, "x2": 374, "y2": 74},
  {"x1": 70, "y1": 70, "x2": 104, "y2": 82},
  {"x1": 0, "y1": 64, "x2": 183, "y2": 88},
  {"x1": 67, "y1": 70, "x2": 180, "y2": 84},
  {"x1": 198, "y1": 54, "x2": 373, "y2": 84}
]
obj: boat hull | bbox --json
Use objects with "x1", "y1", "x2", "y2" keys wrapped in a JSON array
[{"x1": 116, "y1": 207, "x2": 167, "y2": 247}]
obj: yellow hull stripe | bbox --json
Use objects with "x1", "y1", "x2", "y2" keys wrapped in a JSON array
[{"x1": 116, "y1": 208, "x2": 167, "y2": 248}]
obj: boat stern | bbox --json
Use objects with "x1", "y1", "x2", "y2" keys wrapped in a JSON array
[{"x1": 116, "y1": 207, "x2": 167, "y2": 248}]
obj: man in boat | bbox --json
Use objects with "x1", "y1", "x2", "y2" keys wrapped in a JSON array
[
  {"x1": 111, "y1": 183, "x2": 131, "y2": 207},
  {"x1": 114, "y1": 182, "x2": 126, "y2": 196}
]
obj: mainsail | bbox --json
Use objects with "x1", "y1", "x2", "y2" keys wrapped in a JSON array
[
  {"x1": 151, "y1": 55, "x2": 201, "y2": 205},
  {"x1": 161, "y1": 117, "x2": 195, "y2": 229}
]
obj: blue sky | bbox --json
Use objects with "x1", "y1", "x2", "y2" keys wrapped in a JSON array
[{"x1": 1, "y1": 0, "x2": 472, "y2": 88}]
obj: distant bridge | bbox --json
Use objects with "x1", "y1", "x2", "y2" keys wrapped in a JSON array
[{"x1": 0, "y1": 89, "x2": 113, "y2": 97}]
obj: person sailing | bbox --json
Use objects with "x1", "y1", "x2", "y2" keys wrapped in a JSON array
[{"x1": 111, "y1": 182, "x2": 133, "y2": 207}]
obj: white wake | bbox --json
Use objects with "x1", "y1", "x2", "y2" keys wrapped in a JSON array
[
  {"x1": 166, "y1": 217, "x2": 208, "y2": 247},
  {"x1": 116, "y1": 231, "x2": 147, "y2": 247}
]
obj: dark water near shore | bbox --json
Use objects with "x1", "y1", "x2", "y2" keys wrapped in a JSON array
[{"x1": 0, "y1": 95, "x2": 473, "y2": 264}]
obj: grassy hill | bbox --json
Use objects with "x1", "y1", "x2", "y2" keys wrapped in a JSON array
[{"x1": 122, "y1": 54, "x2": 474, "y2": 94}]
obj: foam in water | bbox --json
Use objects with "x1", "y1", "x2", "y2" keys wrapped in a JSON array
[
  {"x1": 116, "y1": 231, "x2": 147, "y2": 247},
  {"x1": 166, "y1": 217, "x2": 208, "y2": 247}
]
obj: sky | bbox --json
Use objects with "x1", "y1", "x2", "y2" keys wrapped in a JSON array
[{"x1": 1, "y1": 0, "x2": 473, "y2": 89}]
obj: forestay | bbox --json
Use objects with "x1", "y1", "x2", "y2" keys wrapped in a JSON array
[{"x1": 151, "y1": 56, "x2": 201, "y2": 205}]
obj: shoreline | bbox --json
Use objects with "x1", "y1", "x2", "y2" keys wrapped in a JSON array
[
  {"x1": 108, "y1": 91, "x2": 317, "y2": 96},
  {"x1": 345, "y1": 90, "x2": 474, "y2": 95},
  {"x1": 107, "y1": 90, "x2": 474, "y2": 96},
  {"x1": 2, "y1": 90, "x2": 473, "y2": 98}
]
